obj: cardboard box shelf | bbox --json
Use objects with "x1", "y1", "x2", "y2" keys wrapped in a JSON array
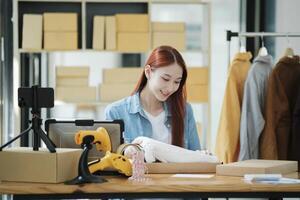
[
  {"x1": 93, "y1": 16, "x2": 105, "y2": 50},
  {"x1": 22, "y1": 14, "x2": 43, "y2": 50},
  {"x1": 118, "y1": 32, "x2": 150, "y2": 52},
  {"x1": 116, "y1": 14, "x2": 149, "y2": 32},
  {"x1": 103, "y1": 67, "x2": 143, "y2": 84},
  {"x1": 99, "y1": 84, "x2": 135, "y2": 102},
  {"x1": 152, "y1": 32, "x2": 185, "y2": 51},
  {"x1": 44, "y1": 13, "x2": 78, "y2": 32},
  {"x1": 56, "y1": 86, "x2": 97, "y2": 102},
  {"x1": 56, "y1": 77, "x2": 89, "y2": 87},
  {"x1": 187, "y1": 67, "x2": 209, "y2": 85},
  {"x1": 152, "y1": 22, "x2": 185, "y2": 32},
  {"x1": 56, "y1": 67, "x2": 89, "y2": 78},
  {"x1": 44, "y1": 32, "x2": 78, "y2": 50}
]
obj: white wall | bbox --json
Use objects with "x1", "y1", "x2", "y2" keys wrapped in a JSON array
[
  {"x1": 210, "y1": 0, "x2": 240, "y2": 151},
  {"x1": 275, "y1": 0, "x2": 300, "y2": 61}
]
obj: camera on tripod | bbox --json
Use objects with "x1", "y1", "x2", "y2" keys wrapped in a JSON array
[
  {"x1": 0, "y1": 85, "x2": 56, "y2": 153},
  {"x1": 18, "y1": 86, "x2": 54, "y2": 109}
]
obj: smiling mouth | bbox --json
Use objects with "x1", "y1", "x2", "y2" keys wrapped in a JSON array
[{"x1": 160, "y1": 90, "x2": 170, "y2": 97}]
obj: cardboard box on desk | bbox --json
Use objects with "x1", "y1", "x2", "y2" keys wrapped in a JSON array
[
  {"x1": 0, "y1": 147, "x2": 81, "y2": 183},
  {"x1": 22, "y1": 14, "x2": 43, "y2": 50},
  {"x1": 118, "y1": 32, "x2": 150, "y2": 52},
  {"x1": 103, "y1": 67, "x2": 142, "y2": 84},
  {"x1": 216, "y1": 159, "x2": 298, "y2": 177}
]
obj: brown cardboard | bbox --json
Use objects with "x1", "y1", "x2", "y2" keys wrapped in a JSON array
[
  {"x1": 187, "y1": 84, "x2": 208, "y2": 102},
  {"x1": 99, "y1": 84, "x2": 135, "y2": 102},
  {"x1": 103, "y1": 68, "x2": 143, "y2": 84},
  {"x1": 118, "y1": 32, "x2": 149, "y2": 52},
  {"x1": 93, "y1": 16, "x2": 105, "y2": 50},
  {"x1": 44, "y1": 32, "x2": 78, "y2": 50},
  {"x1": 56, "y1": 87, "x2": 97, "y2": 102},
  {"x1": 146, "y1": 162, "x2": 219, "y2": 174},
  {"x1": 153, "y1": 32, "x2": 185, "y2": 50},
  {"x1": 105, "y1": 16, "x2": 116, "y2": 50},
  {"x1": 116, "y1": 14, "x2": 149, "y2": 32},
  {"x1": 22, "y1": 14, "x2": 43, "y2": 50},
  {"x1": 56, "y1": 77, "x2": 89, "y2": 87},
  {"x1": 152, "y1": 22, "x2": 185, "y2": 32},
  {"x1": 56, "y1": 66, "x2": 89, "y2": 78},
  {"x1": 187, "y1": 67, "x2": 209, "y2": 85},
  {"x1": 44, "y1": 13, "x2": 77, "y2": 32},
  {"x1": 0, "y1": 147, "x2": 81, "y2": 183},
  {"x1": 216, "y1": 159, "x2": 298, "y2": 177}
]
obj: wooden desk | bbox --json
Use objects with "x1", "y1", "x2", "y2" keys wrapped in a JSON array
[{"x1": 1, "y1": 173, "x2": 300, "y2": 199}]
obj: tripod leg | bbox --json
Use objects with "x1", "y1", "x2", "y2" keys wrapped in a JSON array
[
  {"x1": 0, "y1": 127, "x2": 31, "y2": 151},
  {"x1": 37, "y1": 128, "x2": 56, "y2": 153}
]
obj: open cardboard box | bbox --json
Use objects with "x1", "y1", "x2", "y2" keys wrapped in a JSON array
[{"x1": 0, "y1": 147, "x2": 81, "y2": 183}]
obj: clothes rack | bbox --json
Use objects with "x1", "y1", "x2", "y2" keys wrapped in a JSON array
[{"x1": 226, "y1": 30, "x2": 300, "y2": 65}]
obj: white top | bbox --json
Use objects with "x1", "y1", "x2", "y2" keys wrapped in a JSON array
[{"x1": 143, "y1": 109, "x2": 171, "y2": 144}]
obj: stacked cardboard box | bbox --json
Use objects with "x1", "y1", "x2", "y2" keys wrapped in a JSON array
[
  {"x1": 152, "y1": 22, "x2": 186, "y2": 50},
  {"x1": 116, "y1": 14, "x2": 150, "y2": 52},
  {"x1": 55, "y1": 66, "x2": 97, "y2": 102},
  {"x1": 105, "y1": 16, "x2": 117, "y2": 50},
  {"x1": 44, "y1": 13, "x2": 78, "y2": 50},
  {"x1": 186, "y1": 67, "x2": 208, "y2": 102},
  {"x1": 93, "y1": 16, "x2": 105, "y2": 50},
  {"x1": 22, "y1": 14, "x2": 43, "y2": 50},
  {"x1": 92, "y1": 15, "x2": 117, "y2": 50},
  {"x1": 99, "y1": 67, "x2": 143, "y2": 102}
]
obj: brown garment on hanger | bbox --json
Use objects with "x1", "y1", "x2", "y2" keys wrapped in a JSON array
[
  {"x1": 215, "y1": 52, "x2": 252, "y2": 163},
  {"x1": 260, "y1": 56, "x2": 300, "y2": 160},
  {"x1": 289, "y1": 84, "x2": 300, "y2": 170}
]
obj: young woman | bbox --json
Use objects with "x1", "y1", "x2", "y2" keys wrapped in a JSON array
[{"x1": 105, "y1": 45, "x2": 200, "y2": 150}]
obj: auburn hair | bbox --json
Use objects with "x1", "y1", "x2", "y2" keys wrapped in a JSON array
[{"x1": 133, "y1": 45, "x2": 187, "y2": 147}]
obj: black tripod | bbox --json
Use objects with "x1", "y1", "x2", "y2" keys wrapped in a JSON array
[{"x1": 0, "y1": 85, "x2": 56, "y2": 153}]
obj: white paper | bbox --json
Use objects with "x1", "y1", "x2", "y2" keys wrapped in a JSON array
[{"x1": 172, "y1": 174, "x2": 214, "y2": 178}]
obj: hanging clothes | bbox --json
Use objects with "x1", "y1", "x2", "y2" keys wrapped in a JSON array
[
  {"x1": 260, "y1": 56, "x2": 300, "y2": 160},
  {"x1": 289, "y1": 83, "x2": 300, "y2": 171},
  {"x1": 238, "y1": 55, "x2": 273, "y2": 161},
  {"x1": 215, "y1": 52, "x2": 252, "y2": 163}
]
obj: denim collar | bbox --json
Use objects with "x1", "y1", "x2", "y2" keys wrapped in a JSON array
[{"x1": 129, "y1": 92, "x2": 171, "y2": 117}]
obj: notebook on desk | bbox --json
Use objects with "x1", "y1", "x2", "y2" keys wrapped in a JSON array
[{"x1": 44, "y1": 119, "x2": 124, "y2": 161}]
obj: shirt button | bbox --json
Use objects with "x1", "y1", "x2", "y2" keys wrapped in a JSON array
[{"x1": 167, "y1": 124, "x2": 171, "y2": 128}]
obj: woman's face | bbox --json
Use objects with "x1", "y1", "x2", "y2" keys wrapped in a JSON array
[{"x1": 146, "y1": 63, "x2": 183, "y2": 102}]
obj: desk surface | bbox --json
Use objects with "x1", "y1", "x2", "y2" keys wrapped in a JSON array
[{"x1": 1, "y1": 173, "x2": 300, "y2": 198}]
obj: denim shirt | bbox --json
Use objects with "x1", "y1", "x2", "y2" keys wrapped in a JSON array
[{"x1": 105, "y1": 92, "x2": 201, "y2": 150}]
